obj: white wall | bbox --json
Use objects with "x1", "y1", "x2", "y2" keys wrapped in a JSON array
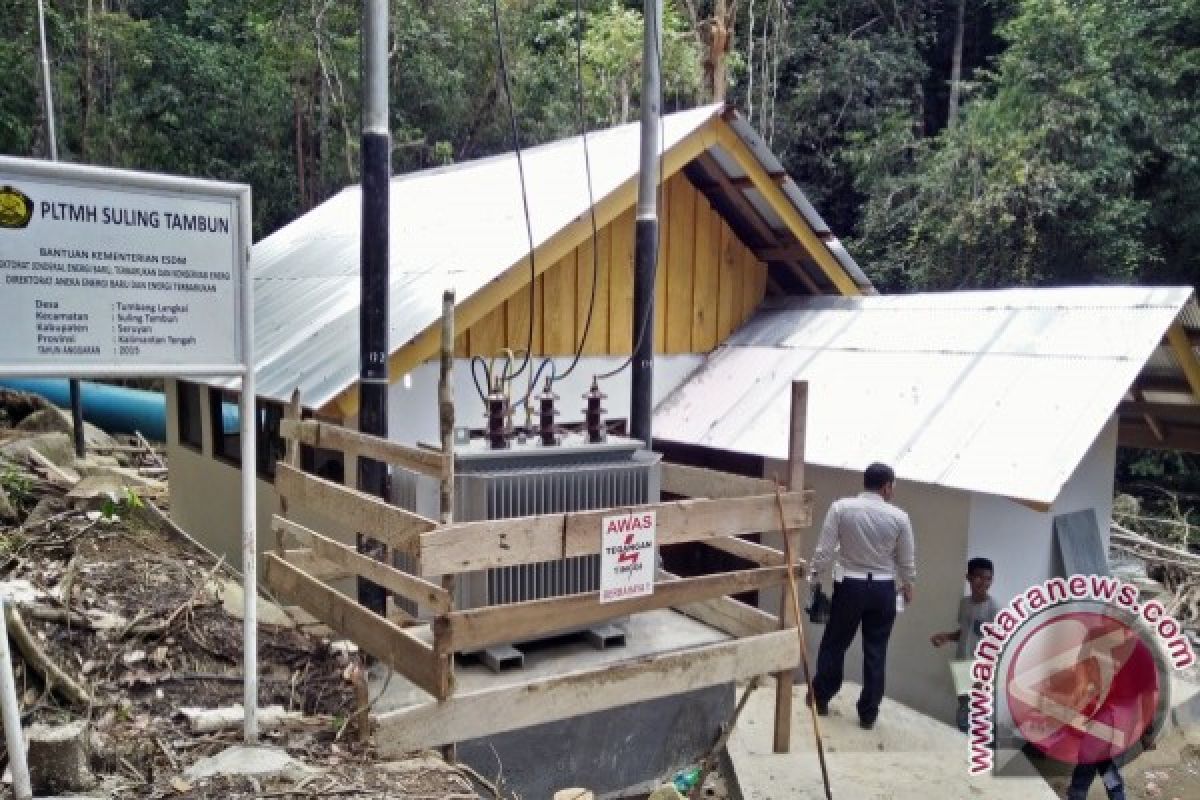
[
  {"x1": 164, "y1": 379, "x2": 280, "y2": 576},
  {"x1": 765, "y1": 460, "x2": 971, "y2": 724},
  {"x1": 966, "y1": 416, "x2": 1118, "y2": 610},
  {"x1": 384, "y1": 355, "x2": 705, "y2": 446},
  {"x1": 167, "y1": 355, "x2": 704, "y2": 573}
]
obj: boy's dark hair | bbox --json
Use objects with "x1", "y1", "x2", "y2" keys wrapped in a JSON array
[
  {"x1": 967, "y1": 557, "x2": 994, "y2": 576},
  {"x1": 863, "y1": 462, "x2": 895, "y2": 491}
]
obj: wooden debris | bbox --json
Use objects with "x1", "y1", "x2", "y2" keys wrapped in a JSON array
[
  {"x1": 4, "y1": 603, "x2": 93, "y2": 708},
  {"x1": 176, "y1": 704, "x2": 301, "y2": 734},
  {"x1": 25, "y1": 447, "x2": 80, "y2": 487}
]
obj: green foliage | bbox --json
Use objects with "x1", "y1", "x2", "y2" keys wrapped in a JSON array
[
  {"x1": 1, "y1": 0, "x2": 1194, "y2": 299},
  {"x1": 100, "y1": 487, "x2": 143, "y2": 521},
  {"x1": 1, "y1": 467, "x2": 33, "y2": 509},
  {"x1": 852, "y1": 0, "x2": 1200, "y2": 291}
]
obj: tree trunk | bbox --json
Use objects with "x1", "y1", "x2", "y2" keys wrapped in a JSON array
[
  {"x1": 27, "y1": 721, "x2": 95, "y2": 794},
  {"x1": 947, "y1": 0, "x2": 965, "y2": 127},
  {"x1": 619, "y1": 74, "x2": 630, "y2": 124},
  {"x1": 711, "y1": 0, "x2": 730, "y2": 104},
  {"x1": 294, "y1": 87, "x2": 306, "y2": 210},
  {"x1": 80, "y1": 0, "x2": 93, "y2": 160}
]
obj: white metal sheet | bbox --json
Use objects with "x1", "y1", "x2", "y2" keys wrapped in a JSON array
[{"x1": 655, "y1": 287, "x2": 1197, "y2": 505}]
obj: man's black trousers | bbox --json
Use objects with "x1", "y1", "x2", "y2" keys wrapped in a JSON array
[{"x1": 811, "y1": 575, "x2": 897, "y2": 723}]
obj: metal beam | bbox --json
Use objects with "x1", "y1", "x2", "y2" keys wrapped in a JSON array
[
  {"x1": 1119, "y1": 419, "x2": 1200, "y2": 453},
  {"x1": 1118, "y1": 400, "x2": 1200, "y2": 424},
  {"x1": 1130, "y1": 376, "x2": 1195, "y2": 397},
  {"x1": 1165, "y1": 322, "x2": 1200, "y2": 401}
]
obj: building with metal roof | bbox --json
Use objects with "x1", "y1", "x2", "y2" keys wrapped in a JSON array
[
  {"x1": 654, "y1": 285, "x2": 1200, "y2": 722},
  {"x1": 165, "y1": 104, "x2": 869, "y2": 590},
  {"x1": 195, "y1": 104, "x2": 871, "y2": 416}
]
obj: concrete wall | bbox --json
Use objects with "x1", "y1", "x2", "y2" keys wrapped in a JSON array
[
  {"x1": 164, "y1": 379, "x2": 279, "y2": 575},
  {"x1": 966, "y1": 416, "x2": 1118, "y2": 609},
  {"x1": 166, "y1": 354, "x2": 704, "y2": 573},
  {"x1": 764, "y1": 461, "x2": 971, "y2": 724}
]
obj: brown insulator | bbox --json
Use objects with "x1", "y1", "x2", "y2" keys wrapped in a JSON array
[
  {"x1": 538, "y1": 379, "x2": 559, "y2": 446},
  {"x1": 583, "y1": 378, "x2": 607, "y2": 443},
  {"x1": 485, "y1": 387, "x2": 509, "y2": 449}
]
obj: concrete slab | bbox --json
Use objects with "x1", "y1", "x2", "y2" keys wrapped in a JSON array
[
  {"x1": 728, "y1": 681, "x2": 1059, "y2": 799},
  {"x1": 369, "y1": 610, "x2": 734, "y2": 799},
  {"x1": 182, "y1": 745, "x2": 316, "y2": 783},
  {"x1": 369, "y1": 609, "x2": 729, "y2": 712}
]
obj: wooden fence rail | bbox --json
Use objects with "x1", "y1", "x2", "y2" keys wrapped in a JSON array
[{"x1": 271, "y1": 380, "x2": 813, "y2": 756}]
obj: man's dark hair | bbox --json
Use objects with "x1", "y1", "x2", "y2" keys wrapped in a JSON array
[
  {"x1": 967, "y1": 557, "x2": 994, "y2": 576},
  {"x1": 863, "y1": 462, "x2": 895, "y2": 491}
]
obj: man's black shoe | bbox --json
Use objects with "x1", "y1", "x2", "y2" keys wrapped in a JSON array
[
  {"x1": 805, "y1": 691, "x2": 828, "y2": 716},
  {"x1": 859, "y1": 717, "x2": 876, "y2": 730}
]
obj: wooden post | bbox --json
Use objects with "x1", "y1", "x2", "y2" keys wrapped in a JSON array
[
  {"x1": 437, "y1": 290, "x2": 457, "y2": 760},
  {"x1": 279, "y1": 389, "x2": 303, "y2": 554},
  {"x1": 773, "y1": 380, "x2": 807, "y2": 753}
]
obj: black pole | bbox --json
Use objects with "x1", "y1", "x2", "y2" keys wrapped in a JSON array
[
  {"x1": 37, "y1": 0, "x2": 85, "y2": 460},
  {"x1": 630, "y1": 0, "x2": 662, "y2": 447},
  {"x1": 357, "y1": 0, "x2": 390, "y2": 616},
  {"x1": 69, "y1": 380, "x2": 85, "y2": 457}
]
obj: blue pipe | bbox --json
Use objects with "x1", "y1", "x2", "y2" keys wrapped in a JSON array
[{"x1": 0, "y1": 378, "x2": 173, "y2": 441}]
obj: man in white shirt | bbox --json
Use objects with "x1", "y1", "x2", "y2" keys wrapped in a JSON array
[{"x1": 806, "y1": 462, "x2": 916, "y2": 729}]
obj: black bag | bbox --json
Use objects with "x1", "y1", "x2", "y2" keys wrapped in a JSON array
[{"x1": 806, "y1": 582, "x2": 831, "y2": 624}]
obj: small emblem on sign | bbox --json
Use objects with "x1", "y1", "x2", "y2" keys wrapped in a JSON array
[{"x1": 0, "y1": 185, "x2": 33, "y2": 229}]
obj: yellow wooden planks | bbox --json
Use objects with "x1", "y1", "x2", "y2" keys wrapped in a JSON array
[
  {"x1": 468, "y1": 302, "x2": 506, "y2": 358},
  {"x1": 576, "y1": 226, "x2": 610, "y2": 356},
  {"x1": 692, "y1": 196, "x2": 720, "y2": 351},
  {"x1": 654, "y1": 175, "x2": 670, "y2": 353},
  {"x1": 717, "y1": 223, "x2": 739, "y2": 341},
  {"x1": 740, "y1": 239, "x2": 758, "y2": 325},
  {"x1": 542, "y1": 251, "x2": 577, "y2": 355},
  {"x1": 608, "y1": 207, "x2": 635, "y2": 353},
  {"x1": 665, "y1": 175, "x2": 697, "y2": 353}
]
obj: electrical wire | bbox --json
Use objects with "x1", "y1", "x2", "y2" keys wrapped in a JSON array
[
  {"x1": 551, "y1": 0, "x2": 600, "y2": 386},
  {"x1": 596, "y1": 9, "x2": 667, "y2": 382},
  {"x1": 490, "y1": 0, "x2": 537, "y2": 385},
  {"x1": 470, "y1": 355, "x2": 491, "y2": 402}
]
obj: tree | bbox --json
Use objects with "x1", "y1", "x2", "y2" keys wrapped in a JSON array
[{"x1": 853, "y1": 0, "x2": 1199, "y2": 291}]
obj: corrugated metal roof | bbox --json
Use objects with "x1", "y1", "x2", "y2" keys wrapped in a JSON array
[
  {"x1": 654, "y1": 287, "x2": 1197, "y2": 505},
  {"x1": 200, "y1": 105, "x2": 868, "y2": 408}
]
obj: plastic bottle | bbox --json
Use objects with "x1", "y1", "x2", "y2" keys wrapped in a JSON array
[{"x1": 672, "y1": 766, "x2": 702, "y2": 793}]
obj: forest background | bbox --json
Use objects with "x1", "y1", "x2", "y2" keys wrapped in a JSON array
[{"x1": 1, "y1": 0, "x2": 1198, "y2": 514}]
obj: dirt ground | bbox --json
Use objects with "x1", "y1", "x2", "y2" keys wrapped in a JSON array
[{"x1": 0, "y1": 439, "x2": 479, "y2": 797}]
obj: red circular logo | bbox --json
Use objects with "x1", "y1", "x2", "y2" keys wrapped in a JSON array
[{"x1": 1005, "y1": 610, "x2": 1160, "y2": 764}]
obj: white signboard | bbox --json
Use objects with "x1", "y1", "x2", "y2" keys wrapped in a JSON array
[
  {"x1": 600, "y1": 510, "x2": 656, "y2": 603},
  {"x1": 0, "y1": 158, "x2": 247, "y2": 375}
]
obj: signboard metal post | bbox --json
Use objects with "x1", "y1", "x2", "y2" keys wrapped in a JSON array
[{"x1": 0, "y1": 157, "x2": 258, "y2": 748}]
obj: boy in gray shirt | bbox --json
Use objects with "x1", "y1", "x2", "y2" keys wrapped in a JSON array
[{"x1": 931, "y1": 557, "x2": 998, "y2": 731}]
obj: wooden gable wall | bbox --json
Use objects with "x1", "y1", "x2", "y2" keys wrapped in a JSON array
[{"x1": 457, "y1": 172, "x2": 769, "y2": 358}]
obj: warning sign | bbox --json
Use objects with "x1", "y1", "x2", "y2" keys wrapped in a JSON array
[
  {"x1": 0, "y1": 156, "x2": 247, "y2": 375},
  {"x1": 599, "y1": 510, "x2": 656, "y2": 603}
]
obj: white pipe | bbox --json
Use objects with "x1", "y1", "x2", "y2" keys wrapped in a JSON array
[
  {"x1": 0, "y1": 597, "x2": 32, "y2": 800},
  {"x1": 237, "y1": 192, "x2": 258, "y2": 744}
]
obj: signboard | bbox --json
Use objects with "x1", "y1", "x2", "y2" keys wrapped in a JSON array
[
  {"x1": 0, "y1": 157, "x2": 248, "y2": 375},
  {"x1": 599, "y1": 510, "x2": 656, "y2": 603}
]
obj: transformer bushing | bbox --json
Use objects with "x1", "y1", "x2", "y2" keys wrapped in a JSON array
[
  {"x1": 583, "y1": 379, "x2": 607, "y2": 443},
  {"x1": 486, "y1": 388, "x2": 509, "y2": 449},
  {"x1": 538, "y1": 381, "x2": 559, "y2": 446}
]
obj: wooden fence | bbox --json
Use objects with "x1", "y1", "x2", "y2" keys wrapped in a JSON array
[{"x1": 266, "y1": 383, "x2": 811, "y2": 755}]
